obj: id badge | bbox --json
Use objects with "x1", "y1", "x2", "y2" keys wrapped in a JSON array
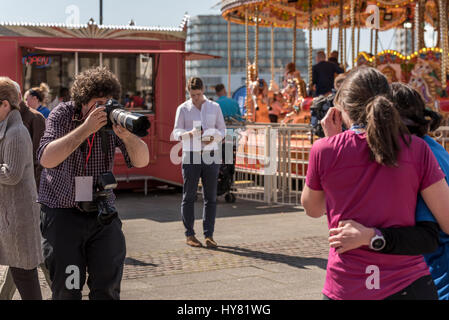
[{"x1": 75, "y1": 176, "x2": 93, "y2": 202}]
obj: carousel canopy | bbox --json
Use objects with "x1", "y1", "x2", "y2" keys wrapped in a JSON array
[{"x1": 221, "y1": 0, "x2": 440, "y2": 31}]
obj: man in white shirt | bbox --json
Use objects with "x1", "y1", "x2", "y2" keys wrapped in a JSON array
[{"x1": 172, "y1": 77, "x2": 226, "y2": 248}]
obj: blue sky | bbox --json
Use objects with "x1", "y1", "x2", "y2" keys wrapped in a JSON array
[{"x1": 1, "y1": 0, "x2": 435, "y2": 55}]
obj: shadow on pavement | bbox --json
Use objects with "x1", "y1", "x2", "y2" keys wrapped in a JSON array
[
  {"x1": 211, "y1": 245, "x2": 327, "y2": 270},
  {"x1": 115, "y1": 190, "x2": 302, "y2": 223},
  {"x1": 124, "y1": 257, "x2": 157, "y2": 267}
]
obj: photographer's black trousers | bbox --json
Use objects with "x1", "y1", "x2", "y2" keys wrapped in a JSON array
[{"x1": 40, "y1": 206, "x2": 126, "y2": 300}]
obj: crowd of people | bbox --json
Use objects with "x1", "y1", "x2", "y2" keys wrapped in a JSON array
[
  {"x1": 1, "y1": 53, "x2": 449, "y2": 301},
  {"x1": 217, "y1": 50, "x2": 344, "y2": 124},
  {"x1": 123, "y1": 91, "x2": 153, "y2": 110}
]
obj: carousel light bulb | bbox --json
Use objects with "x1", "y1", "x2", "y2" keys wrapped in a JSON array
[{"x1": 404, "y1": 22, "x2": 412, "y2": 29}]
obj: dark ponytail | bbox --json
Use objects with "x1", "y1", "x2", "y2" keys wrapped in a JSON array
[
  {"x1": 334, "y1": 67, "x2": 410, "y2": 167},
  {"x1": 366, "y1": 96, "x2": 410, "y2": 166}
]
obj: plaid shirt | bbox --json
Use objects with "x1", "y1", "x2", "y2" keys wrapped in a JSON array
[{"x1": 37, "y1": 101, "x2": 132, "y2": 209}]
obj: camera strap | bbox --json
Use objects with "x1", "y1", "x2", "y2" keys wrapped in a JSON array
[
  {"x1": 100, "y1": 128, "x2": 109, "y2": 158},
  {"x1": 84, "y1": 133, "x2": 96, "y2": 173}
]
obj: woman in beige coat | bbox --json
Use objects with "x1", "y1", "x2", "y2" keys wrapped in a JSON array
[{"x1": 0, "y1": 77, "x2": 43, "y2": 299}]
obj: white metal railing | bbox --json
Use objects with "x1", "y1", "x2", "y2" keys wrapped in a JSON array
[{"x1": 230, "y1": 123, "x2": 312, "y2": 206}]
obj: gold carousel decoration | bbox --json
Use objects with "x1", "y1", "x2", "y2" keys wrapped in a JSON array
[{"x1": 221, "y1": 0, "x2": 449, "y2": 123}]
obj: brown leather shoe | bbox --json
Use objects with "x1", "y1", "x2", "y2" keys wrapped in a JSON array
[
  {"x1": 205, "y1": 237, "x2": 217, "y2": 248},
  {"x1": 186, "y1": 236, "x2": 203, "y2": 247}
]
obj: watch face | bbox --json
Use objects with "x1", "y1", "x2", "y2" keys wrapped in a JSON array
[{"x1": 372, "y1": 238, "x2": 385, "y2": 250}]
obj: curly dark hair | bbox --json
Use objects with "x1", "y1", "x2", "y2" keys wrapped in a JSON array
[{"x1": 71, "y1": 66, "x2": 121, "y2": 110}]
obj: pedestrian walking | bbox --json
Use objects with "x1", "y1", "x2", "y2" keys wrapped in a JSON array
[
  {"x1": 172, "y1": 77, "x2": 226, "y2": 248},
  {"x1": 0, "y1": 77, "x2": 43, "y2": 300},
  {"x1": 0, "y1": 79, "x2": 50, "y2": 300}
]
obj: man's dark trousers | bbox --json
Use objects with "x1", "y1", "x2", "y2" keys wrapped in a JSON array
[
  {"x1": 40, "y1": 206, "x2": 126, "y2": 300},
  {"x1": 181, "y1": 151, "x2": 220, "y2": 238}
]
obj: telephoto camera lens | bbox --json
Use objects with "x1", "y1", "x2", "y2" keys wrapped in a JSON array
[
  {"x1": 104, "y1": 99, "x2": 151, "y2": 137},
  {"x1": 110, "y1": 108, "x2": 151, "y2": 137}
]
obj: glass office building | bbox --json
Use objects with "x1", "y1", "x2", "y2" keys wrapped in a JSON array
[{"x1": 186, "y1": 15, "x2": 308, "y2": 98}]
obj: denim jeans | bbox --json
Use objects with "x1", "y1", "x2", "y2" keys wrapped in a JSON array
[{"x1": 181, "y1": 152, "x2": 220, "y2": 238}]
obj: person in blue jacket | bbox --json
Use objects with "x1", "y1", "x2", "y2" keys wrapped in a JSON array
[
  {"x1": 392, "y1": 83, "x2": 449, "y2": 300},
  {"x1": 215, "y1": 84, "x2": 241, "y2": 120}
]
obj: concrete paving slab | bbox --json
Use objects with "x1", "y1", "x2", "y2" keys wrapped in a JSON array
[{"x1": 3, "y1": 190, "x2": 330, "y2": 300}]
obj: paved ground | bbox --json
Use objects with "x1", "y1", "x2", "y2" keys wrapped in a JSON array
[{"x1": 2, "y1": 188, "x2": 330, "y2": 300}]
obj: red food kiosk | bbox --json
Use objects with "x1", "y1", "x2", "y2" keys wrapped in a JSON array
[{"x1": 0, "y1": 18, "x2": 217, "y2": 190}]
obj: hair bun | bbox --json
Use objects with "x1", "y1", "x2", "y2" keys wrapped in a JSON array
[
  {"x1": 39, "y1": 82, "x2": 50, "y2": 94},
  {"x1": 424, "y1": 108, "x2": 443, "y2": 132}
]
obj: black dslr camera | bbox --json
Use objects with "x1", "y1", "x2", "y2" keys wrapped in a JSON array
[
  {"x1": 102, "y1": 99, "x2": 151, "y2": 137},
  {"x1": 79, "y1": 172, "x2": 118, "y2": 225},
  {"x1": 95, "y1": 172, "x2": 118, "y2": 225},
  {"x1": 310, "y1": 93, "x2": 335, "y2": 138}
]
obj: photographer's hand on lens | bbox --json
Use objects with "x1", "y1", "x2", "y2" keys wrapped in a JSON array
[
  {"x1": 112, "y1": 124, "x2": 133, "y2": 141},
  {"x1": 83, "y1": 106, "x2": 108, "y2": 135},
  {"x1": 321, "y1": 107, "x2": 343, "y2": 137}
]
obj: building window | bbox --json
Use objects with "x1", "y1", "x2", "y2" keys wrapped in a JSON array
[
  {"x1": 22, "y1": 51, "x2": 75, "y2": 101},
  {"x1": 22, "y1": 50, "x2": 154, "y2": 112}
]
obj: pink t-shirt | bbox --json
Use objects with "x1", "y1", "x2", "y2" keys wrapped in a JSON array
[{"x1": 306, "y1": 130, "x2": 445, "y2": 300}]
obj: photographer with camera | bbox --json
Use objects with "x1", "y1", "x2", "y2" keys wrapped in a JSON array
[
  {"x1": 310, "y1": 73, "x2": 347, "y2": 138},
  {"x1": 37, "y1": 67, "x2": 149, "y2": 300}
]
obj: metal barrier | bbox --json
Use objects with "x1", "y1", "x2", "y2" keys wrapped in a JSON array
[
  {"x1": 233, "y1": 124, "x2": 271, "y2": 203},
  {"x1": 274, "y1": 125, "x2": 312, "y2": 206},
  {"x1": 230, "y1": 123, "x2": 312, "y2": 206}
]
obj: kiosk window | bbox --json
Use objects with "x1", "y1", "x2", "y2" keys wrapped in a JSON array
[{"x1": 22, "y1": 50, "x2": 154, "y2": 112}]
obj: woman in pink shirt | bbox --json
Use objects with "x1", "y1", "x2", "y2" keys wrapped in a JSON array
[{"x1": 301, "y1": 67, "x2": 449, "y2": 300}]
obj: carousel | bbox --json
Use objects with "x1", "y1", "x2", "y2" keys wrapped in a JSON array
[
  {"x1": 220, "y1": 0, "x2": 449, "y2": 181},
  {"x1": 221, "y1": 0, "x2": 449, "y2": 122}
]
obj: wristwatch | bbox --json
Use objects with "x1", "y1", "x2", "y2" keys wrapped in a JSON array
[{"x1": 369, "y1": 228, "x2": 386, "y2": 251}]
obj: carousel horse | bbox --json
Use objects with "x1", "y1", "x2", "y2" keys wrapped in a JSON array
[
  {"x1": 380, "y1": 65, "x2": 399, "y2": 84},
  {"x1": 408, "y1": 58, "x2": 442, "y2": 110},
  {"x1": 244, "y1": 62, "x2": 271, "y2": 123},
  {"x1": 254, "y1": 79, "x2": 271, "y2": 123},
  {"x1": 246, "y1": 62, "x2": 259, "y2": 121},
  {"x1": 280, "y1": 71, "x2": 310, "y2": 124}
]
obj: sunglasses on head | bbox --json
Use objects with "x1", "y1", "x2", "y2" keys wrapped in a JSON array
[{"x1": 28, "y1": 89, "x2": 42, "y2": 100}]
